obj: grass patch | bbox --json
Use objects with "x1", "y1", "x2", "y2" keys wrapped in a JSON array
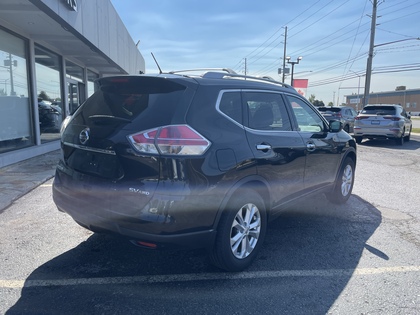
[{"x1": 412, "y1": 128, "x2": 420, "y2": 133}]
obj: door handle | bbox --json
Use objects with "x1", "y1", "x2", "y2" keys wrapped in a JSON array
[
  {"x1": 256, "y1": 144, "x2": 272, "y2": 151},
  {"x1": 306, "y1": 142, "x2": 316, "y2": 152}
]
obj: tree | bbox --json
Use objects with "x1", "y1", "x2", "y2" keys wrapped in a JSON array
[
  {"x1": 38, "y1": 91, "x2": 51, "y2": 101},
  {"x1": 312, "y1": 100, "x2": 325, "y2": 107},
  {"x1": 308, "y1": 94, "x2": 316, "y2": 103}
]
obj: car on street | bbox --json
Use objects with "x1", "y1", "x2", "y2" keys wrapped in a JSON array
[
  {"x1": 52, "y1": 69, "x2": 357, "y2": 271},
  {"x1": 353, "y1": 104, "x2": 412, "y2": 145},
  {"x1": 317, "y1": 106, "x2": 358, "y2": 133}
]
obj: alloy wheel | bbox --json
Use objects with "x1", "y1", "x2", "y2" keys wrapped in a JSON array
[
  {"x1": 230, "y1": 203, "x2": 261, "y2": 259},
  {"x1": 341, "y1": 164, "x2": 353, "y2": 197}
]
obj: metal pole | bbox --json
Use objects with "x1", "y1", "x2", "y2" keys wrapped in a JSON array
[
  {"x1": 363, "y1": 0, "x2": 378, "y2": 108},
  {"x1": 282, "y1": 26, "x2": 287, "y2": 83},
  {"x1": 291, "y1": 63, "x2": 295, "y2": 86}
]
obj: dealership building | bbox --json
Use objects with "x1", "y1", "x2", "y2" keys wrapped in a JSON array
[
  {"x1": 345, "y1": 86, "x2": 420, "y2": 114},
  {"x1": 0, "y1": 0, "x2": 145, "y2": 167}
]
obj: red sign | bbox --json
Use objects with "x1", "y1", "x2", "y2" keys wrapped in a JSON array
[{"x1": 293, "y1": 79, "x2": 308, "y2": 97}]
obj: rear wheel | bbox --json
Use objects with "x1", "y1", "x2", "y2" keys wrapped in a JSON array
[
  {"x1": 404, "y1": 127, "x2": 411, "y2": 142},
  {"x1": 326, "y1": 157, "x2": 355, "y2": 204},
  {"x1": 210, "y1": 189, "x2": 267, "y2": 272},
  {"x1": 395, "y1": 129, "x2": 405, "y2": 145}
]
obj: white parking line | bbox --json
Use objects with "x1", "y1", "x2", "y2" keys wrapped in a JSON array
[{"x1": 1, "y1": 266, "x2": 419, "y2": 289}]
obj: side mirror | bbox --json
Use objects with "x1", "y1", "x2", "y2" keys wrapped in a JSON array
[{"x1": 329, "y1": 120, "x2": 343, "y2": 133}]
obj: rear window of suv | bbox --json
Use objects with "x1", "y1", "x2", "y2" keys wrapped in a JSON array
[
  {"x1": 72, "y1": 77, "x2": 187, "y2": 127},
  {"x1": 318, "y1": 107, "x2": 341, "y2": 113},
  {"x1": 361, "y1": 106, "x2": 396, "y2": 115}
]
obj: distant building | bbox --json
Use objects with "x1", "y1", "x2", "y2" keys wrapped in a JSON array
[
  {"x1": 0, "y1": 0, "x2": 145, "y2": 168},
  {"x1": 345, "y1": 86, "x2": 420, "y2": 114}
]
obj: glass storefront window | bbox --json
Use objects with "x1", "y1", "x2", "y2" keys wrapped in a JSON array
[
  {"x1": 66, "y1": 61, "x2": 85, "y2": 113},
  {"x1": 87, "y1": 69, "x2": 99, "y2": 97},
  {"x1": 35, "y1": 46, "x2": 62, "y2": 143},
  {"x1": 0, "y1": 28, "x2": 33, "y2": 154}
]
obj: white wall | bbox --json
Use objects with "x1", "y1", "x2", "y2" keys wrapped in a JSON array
[{"x1": 38, "y1": 0, "x2": 145, "y2": 75}]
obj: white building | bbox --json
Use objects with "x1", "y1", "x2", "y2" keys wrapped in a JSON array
[{"x1": 0, "y1": 0, "x2": 145, "y2": 167}]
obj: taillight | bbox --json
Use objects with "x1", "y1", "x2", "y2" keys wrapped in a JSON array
[
  {"x1": 128, "y1": 125, "x2": 211, "y2": 156},
  {"x1": 355, "y1": 116, "x2": 369, "y2": 120},
  {"x1": 383, "y1": 117, "x2": 401, "y2": 121}
]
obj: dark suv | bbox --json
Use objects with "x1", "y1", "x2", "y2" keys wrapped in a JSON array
[
  {"x1": 317, "y1": 106, "x2": 358, "y2": 133},
  {"x1": 53, "y1": 69, "x2": 357, "y2": 271}
]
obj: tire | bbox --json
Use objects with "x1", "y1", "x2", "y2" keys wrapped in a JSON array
[
  {"x1": 395, "y1": 129, "x2": 404, "y2": 146},
  {"x1": 326, "y1": 157, "x2": 355, "y2": 204},
  {"x1": 354, "y1": 136, "x2": 362, "y2": 144},
  {"x1": 210, "y1": 189, "x2": 267, "y2": 272},
  {"x1": 404, "y1": 127, "x2": 411, "y2": 142}
]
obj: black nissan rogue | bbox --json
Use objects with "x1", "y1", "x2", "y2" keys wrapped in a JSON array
[{"x1": 53, "y1": 69, "x2": 357, "y2": 271}]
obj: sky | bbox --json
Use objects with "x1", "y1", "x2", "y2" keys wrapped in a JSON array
[{"x1": 110, "y1": 0, "x2": 420, "y2": 105}]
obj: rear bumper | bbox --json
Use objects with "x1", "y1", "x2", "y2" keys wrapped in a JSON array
[
  {"x1": 52, "y1": 168, "x2": 220, "y2": 249},
  {"x1": 353, "y1": 126, "x2": 403, "y2": 139}
]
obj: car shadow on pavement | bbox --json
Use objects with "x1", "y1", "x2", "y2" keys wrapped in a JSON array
[
  {"x1": 6, "y1": 194, "x2": 381, "y2": 315},
  {"x1": 358, "y1": 137, "x2": 420, "y2": 150}
]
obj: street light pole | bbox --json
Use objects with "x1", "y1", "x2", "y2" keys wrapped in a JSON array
[
  {"x1": 286, "y1": 56, "x2": 302, "y2": 86},
  {"x1": 282, "y1": 26, "x2": 287, "y2": 83}
]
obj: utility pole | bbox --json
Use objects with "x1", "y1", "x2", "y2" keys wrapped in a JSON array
[
  {"x1": 282, "y1": 26, "x2": 287, "y2": 83},
  {"x1": 363, "y1": 0, "x2": 378, "y2": 107},
  {"x1": 244, "y1": 58, "x2": 247, "y2": 75}
]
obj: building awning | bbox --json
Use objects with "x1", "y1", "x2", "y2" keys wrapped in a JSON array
[{"x1": 0, "y1": 0, "x2": 127, "y2": 75}]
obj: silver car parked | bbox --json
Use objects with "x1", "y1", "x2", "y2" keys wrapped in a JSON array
[{"x1": 353, "y1": 104, "x2": 412, "y2": 145}]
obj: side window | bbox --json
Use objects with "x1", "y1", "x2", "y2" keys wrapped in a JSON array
[
  {"x1": 218, "y1": 91, "x2": 242, "y2": 124},
  {"x1": 286, "y1": 95, "x2": 325, "y2": 132},
  {"x1": 244, "y1": 92, "x2": 292, "y2": 131}
]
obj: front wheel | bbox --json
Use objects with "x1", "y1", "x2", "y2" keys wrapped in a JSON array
[
  {"x1": 326, "y1": 157, "x2": 355, "y2": 204},
  {"x1": 210, "y1": 189, "x2": 267, "y2": 272}
]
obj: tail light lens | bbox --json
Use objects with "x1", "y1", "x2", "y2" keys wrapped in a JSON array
[
  {"x1": 383, "y1": 117, "x2": 401, "y2": 121},
  {"x1": 355, "y1": 116, "x2": 369, "y2": 120},
  {"x1": 128, "y1": 125, "x2": 211, "y2": 156}
]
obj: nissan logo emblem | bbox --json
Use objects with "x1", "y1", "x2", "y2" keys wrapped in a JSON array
[{"x1": 79, "y1": 128, "x2": 90, "y2": 145}]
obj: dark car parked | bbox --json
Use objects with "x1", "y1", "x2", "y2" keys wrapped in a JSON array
[
  {"x1": 53, "y1": 69, "x2": 357, "y2": 271},
  {"x1": 317, "y1": 106, "x2": 358, "y2": 133},
  {"x1": 38, "y1": 100, "x2": 62, "y2": 133}
]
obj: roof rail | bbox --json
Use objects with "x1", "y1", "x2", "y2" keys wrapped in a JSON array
[
  {"x1": 202, "y1": 72, "x2": 293, "y2": 89},
  {"x1": 169, "y1": 68, "x2": 237, "y2": 75}
]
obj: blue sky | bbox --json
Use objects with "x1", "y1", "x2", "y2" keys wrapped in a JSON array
[{"x1": 110, "y1": 0, "x2": 420, "y2": 104}]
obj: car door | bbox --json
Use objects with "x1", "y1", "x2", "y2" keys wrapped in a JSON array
[
  {"x1": 284, "y1": 94, "x2": 343, "y2": 190},
  {"x1": 242, "y1": 91, "x2": 307, "y2": 208}
]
